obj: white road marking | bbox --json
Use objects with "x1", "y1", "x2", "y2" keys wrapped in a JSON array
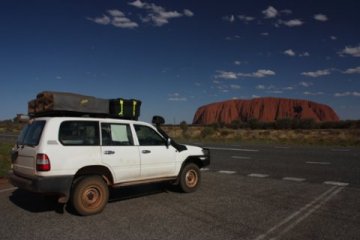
[
  {"x1": 218, "y1": 170, "x2": 236, "y2": 174},
  {"x1": 254, "y1": 185, "x2": 344, "y2": 240},
  {"x1": 0, "y1": 187, "x2": 17, "y2": 193},
  {"x1": 207, "y1": 147, "x2": 259, "y2": 152},
  {"x1": 282, "y1": 177, "x2": 306, "y2": 182},
  {"x1": 232, "y1": 156, "x2": 251, "y2": 160},
  {"x1": 200, "y1": 168, "x2": 210, "y2": 171},
  {"x1": 248, "y1": 173, "x2": 269, "y2": 178},
  {"x1": 324, "y1": 181, "x2": 349, "y2": 187},
  {"x1": 306, "y1": 161, "x2": 331, "y2": 165}
]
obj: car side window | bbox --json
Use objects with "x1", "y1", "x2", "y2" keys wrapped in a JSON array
[
  {"x1": 59, "y1": 121, "x2": 99, "y2": 146},
  {"x1": 134, "y1": 125, "x2": 166, "y2": 146},
  {"x1": 101, "y1": 123, "x2": 134, "y2": 146}
]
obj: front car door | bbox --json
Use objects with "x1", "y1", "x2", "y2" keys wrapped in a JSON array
[{"x1": 134, "y1": 124, "x2": 176, "y2": 178}]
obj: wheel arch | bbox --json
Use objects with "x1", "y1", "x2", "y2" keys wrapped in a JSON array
[{"x1": 74, "y1": 165, "x2": 114, "y2": 186}]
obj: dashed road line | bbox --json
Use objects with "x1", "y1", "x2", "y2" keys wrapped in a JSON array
[
  {"x1": 248, "y1": 173, "x2": 269, "y2": 178},
  {"x1": 324, "y1": 181, "x2": 349, "y2": 187},
  {"x1": 306, "y1": 161, "x2": 331, "y2": 165},
  {"x1": 232, "y1": 156, "x2": 251, "y2": 160},
  {"x1": 282, "y1": 177, "x2": 306, "y2": 182},
  {"x1": 218, "y1": 170, "x2": 237, "y2": 175},
  {"x1": 200, "y1": 168, "x2": 210, "y2": 171},
  {"x1": 206, "y1": 147, "x2": 259, "y2": 152}
]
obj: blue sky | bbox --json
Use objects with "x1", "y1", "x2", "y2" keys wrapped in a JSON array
[{"x1": 0, "y1": 0, "x2": 359, "y2": 123}]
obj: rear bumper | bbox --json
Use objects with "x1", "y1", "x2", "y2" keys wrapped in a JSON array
[{"x1": 9, "y1": 171, "x2": 73, "y2": 203}]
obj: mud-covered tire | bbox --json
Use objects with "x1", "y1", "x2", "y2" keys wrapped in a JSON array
[
  {"x1": 179, "y1": 163, "x2": 201, "y2": 193},
  {"x1": 71, "y1": 176, "x2": 109, "y2": 216}
]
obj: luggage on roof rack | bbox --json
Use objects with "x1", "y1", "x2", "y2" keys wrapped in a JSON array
[
  {"x1": 109, "y1": 98, "x2": 141, "y2": 120},
  {"x1": 28, "y1": 91, "x2": 142, "y2": 120},
  {"x1": 28, "y1": 91, "x2": 109, "y2": 117}
]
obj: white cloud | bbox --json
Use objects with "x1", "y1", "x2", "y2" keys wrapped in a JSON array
[
  {"x1": 223, "y1": 15, "x2": 235, "y2": 22},
  {"x1": 344, "y1": 66, "x2": 360, "y2": 74},
  {"x1": 299, "y1": 52, "x2": 310, "y2": 57},
  {"x1": 183, "y1": 9, "x2": 194, "y2": 17},
  {"x1": 299, "y1": 81, "x2": 313, "y2": 87},
  {"x1": 88, "y1": 15, "x2": 111, "y2": 25},
  {"x1": 330, "y1": 36, "x2": 337, "y2": 40},
  {"x1": 238, "y1": 15, "x2": 255, "y2": 22},
  {"x1": 304, "y1": 91, "x2": 324, "y2": 96},
  {"x1": 301, "y1": 69, "x2": 331, "y2": 77},
  {"x1": 284, "y1": 49, "x2": 296, "y2": 56},
  {"x1": 314, "y1": 14, "x2": 328, "y2": 22},
  {"x1": 281, "y1": 19, "x2": 304, "y2": 27},
  {"x1": 128, "y1": 0, "x2": 193, "y2": 27},
  {"x1": 283, "y1": 86, "x2": 294, "y2": 90},
  {"x1": 261, "y1": 32, "x2": 269, "y2": 36},
  {"x1": 252, "y1": 95, "x2": 261, "y2": 98},
  {"x1": 215, "y1": 71, "x2": 238, "y2": 79},
  {"x1": 334, "y1": 91, "x2": 360, "y2": 97},
  {"x1": 168, "y1": 93, "x2": 187, "y2": 101},
  {"x1": 256, "y1": 85, "x2": 266, "y2": 90},
  {"x1": 88, "y1": 9, "x2": 138, "y2": 29},
  {"x1": 262, "y1": 6, "x2": 278, "y2": 19},
  {"x1": 128, "y1": 0, "x2": 146, "y2": 8},
  {"x1": 230, "y1": 84, "x2": 241, "y2": 89},
  {"x1": 108, "y1": 10, "x2": 139, "y2": 28},
  {"x1": 251, "y1": 69, "x2": 276, "y2": 78},
  {"x1": 338, "y1": 45, "x2": 360, "y2": 57}
]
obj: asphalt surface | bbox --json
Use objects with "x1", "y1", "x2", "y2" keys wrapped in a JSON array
[{"x1": 0, "y1": 143, "x2": 359, "y2": 240}]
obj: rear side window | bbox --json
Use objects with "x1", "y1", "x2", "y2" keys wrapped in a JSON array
[
  {"x1": 20, "y1": 121, "x2": 46, "y2": 146},
  {"x1": 59, "y1": 121, "x2": 99, "y2": 146}
]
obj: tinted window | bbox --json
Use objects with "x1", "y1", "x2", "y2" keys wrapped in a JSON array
[
  {"x1": 59, "y1": 121, "x2": 99, "y2": 146},
  {"x1": 134, "y1": 125, "x2": 166, "y2": 146},
  {"x1": 101, "y1": 123, "x2": 134, "y2": 146},
  {"x1": 22, "y1": 121, "x2": 46, "y2": 146}
]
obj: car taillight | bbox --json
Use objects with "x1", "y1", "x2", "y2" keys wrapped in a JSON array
[{"x1": 36, "y1": 154, "x2": 51, "y2": 171}]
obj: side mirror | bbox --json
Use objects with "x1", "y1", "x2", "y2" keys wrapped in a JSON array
[
  {"x1": 166, "y1": 138, "x2": 171, "y2": 148},
  {"x1": 152, "y1": 115, "x2": 165, "y2": 126}
]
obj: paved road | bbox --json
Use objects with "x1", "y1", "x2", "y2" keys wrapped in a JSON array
[{"x1": 0, "y1": 144, "x2": 359, "y2": 240}]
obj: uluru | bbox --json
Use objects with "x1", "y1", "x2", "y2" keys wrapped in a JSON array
[{"x1": 193, "y1": 97, "x2": 339, "y2": 125}]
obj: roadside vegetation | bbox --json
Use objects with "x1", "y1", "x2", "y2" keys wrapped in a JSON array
[
  {"x1": 166, "y1": 119, "x2": 360, "y2": 147},
  {"x1": 0, "y1": 143, "x2": 12, "y2": 178}
]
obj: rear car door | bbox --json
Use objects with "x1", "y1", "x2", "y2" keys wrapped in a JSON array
[
  {"x1": 12, "y1": 120, "x2": 46, "y2": 177},
  {"x1": 100, "y1": 122, "x2": 141, "y2": 182},
  {"x1": 134, "y1": 124, "x2": 176, "y2": 178}
]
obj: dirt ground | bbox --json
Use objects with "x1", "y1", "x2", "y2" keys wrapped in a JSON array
[{"x1": 0, "y1": 177, "x2": 12, "y2": 190}]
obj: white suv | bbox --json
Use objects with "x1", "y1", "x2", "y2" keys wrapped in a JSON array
[{"x1": 9, "y1": 116, "x2": 210, "y2": 215}]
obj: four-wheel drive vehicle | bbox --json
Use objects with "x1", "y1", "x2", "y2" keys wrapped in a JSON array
[{"x1": 9, "y1": 116, "x2": 210, "y2": 216}]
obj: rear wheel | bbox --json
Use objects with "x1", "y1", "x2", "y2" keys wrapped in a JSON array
[
  {"x1": 71, "y1": 176, "x2": 109, "y2": 216},
  {"x1": 179, "y1": 163, "x2": 201, "y2": 193}
]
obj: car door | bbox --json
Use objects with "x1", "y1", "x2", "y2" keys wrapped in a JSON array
[
  {"x1": 101, "y1": 122, "x2": 141, "y2": 183},
  {"x1": 134, "y1": 124, "x2": 176, "y2": 178}
]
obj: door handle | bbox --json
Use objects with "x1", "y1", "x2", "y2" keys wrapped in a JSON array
[
  {"x1": 142, "y1": 150, "x2": 151, "y2": 154},
  {"x1": 104, "y1": 150, "x2": 115, "y2": 155}
]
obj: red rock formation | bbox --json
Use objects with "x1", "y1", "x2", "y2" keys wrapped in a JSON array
[{"x1": 193, "y1": 97, "x2": 339, "y2": 124}]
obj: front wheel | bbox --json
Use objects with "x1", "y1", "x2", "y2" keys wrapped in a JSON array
[
  {"x1": 179, "y1": 163, "x2": 201, "y2": 193},
  {"x1": 71, "y1": 176, "x2": 109, "y2": 216}
]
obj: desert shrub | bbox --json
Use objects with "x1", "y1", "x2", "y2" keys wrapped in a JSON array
[
  {"x1": 275, "y1": 118, "x2": 293, "y2": 129},
  {"x1": 201, "y1": 127, "x2": 216, "y2": 138},
  {"x1": 299, "y1": 119, "x2": 317, "y2": 129}
]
